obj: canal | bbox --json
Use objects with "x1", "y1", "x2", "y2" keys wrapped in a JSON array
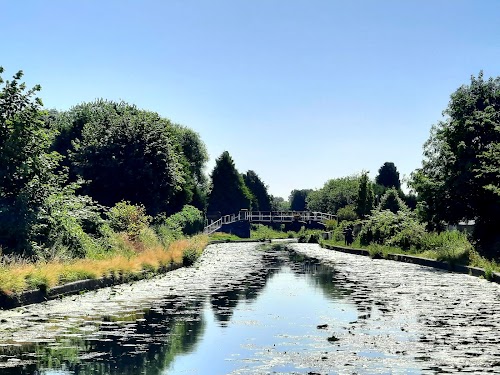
[{"x1": 0, "y1": 242, "x2": 499, "y2": 374}]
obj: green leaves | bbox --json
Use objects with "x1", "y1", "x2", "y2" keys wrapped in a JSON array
[
  {"x1": 207, "y1": 151, "x2": 252, "y2": 215},
  {"x1": 306, "y1": 175, "x2": 360, "y2": 214},
  {"x1": 411, "y1": 72, "x2": 500, "y2": 256},
  {"x1": 52, "y1": 100, "x2": 204, "y2": 215}
]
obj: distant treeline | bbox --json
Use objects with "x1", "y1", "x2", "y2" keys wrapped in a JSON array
[{"x1": 1, "y1": 68, "x2": 499, "y2": 259}]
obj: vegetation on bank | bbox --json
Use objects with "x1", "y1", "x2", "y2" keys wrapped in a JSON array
[
  {"x1": 0, "y1": 232, "x2": 208, "y2": 296},
  {"x1": 323, "y1": 223, "x2": 499, "y2": 274}
]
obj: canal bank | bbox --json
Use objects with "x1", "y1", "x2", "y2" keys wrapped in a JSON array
[
  {"x1": 1, "y1": 242, "x2": 499, "y2": 374},
  {"x1": 320, "y1": 242, "x2": 500, "y2": 284}
]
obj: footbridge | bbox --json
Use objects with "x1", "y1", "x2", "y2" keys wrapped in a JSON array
[{"x1": 203, "y1": 211, "x2": 336, "y2": 235}]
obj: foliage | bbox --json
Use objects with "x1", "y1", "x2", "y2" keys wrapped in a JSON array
[
  {"x1": 298, "y1": 231, "x2": 321, "y2": 243},
  {"x1": 324, "y1": 219, "x2": 337, "y2": 230},
  {"x1": 207, "y1": 151, "x2": 252, "y2": 215},
  {"x1": 31, "y1": 185, "x2": 109, "y2": 260},
  {"x1": 0, "y1": 68, "x2": 72, "y2": 255},
  {"x1": 0, "y1": 235, "x2": 208, "y2": 295},
  {"x1": 107, "y1": 201, "x2": 151, "y2": 240},
  {"x1": 163, "y1": 205, "x2": 204, "y2": 236},
  {"x1": 306, "y1": 175, "x2": 360, "y2": 214},
  {"x1": 242, "y1": 170, "x2": 272, "y2": 211},
  {"x1": 378, "y1": 188, "x2": 409, "y2": 213},
  {"x1": 375, "y1": 162, "x2": 401, "y2": 190},
  {"x1": 52, "y1": 100, "x2": 207, "y2": 215},
  {"x1": 289, "y1": 189, "x2": 312, "y2": 211},
  {"x1": 336, "y1": 204, "x2": 358, "y2": 222},
  {"x1": 209, "y1": 232, "x2": 242, "y2": 241},
  {"x1": 359, "y1": 210, "x2": 425, "y2": 250},
  {"x1": 411, "y1": 72, "x2": 500, "y2": 257},
  {"x1": 270, "y1": 195, "x2": 290, "y2": 211},
  {"x1": 355, "y1": 172, "x2": 374, "y2": 218},
  {"x1": 169, "y1": 124, "x2": 209, "y2": 212},
  {"x1": 250, "y1": 224, "x2": 289, "y2": 240}
]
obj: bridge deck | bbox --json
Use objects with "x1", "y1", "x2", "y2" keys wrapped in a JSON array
[{"x1": 203, "y1": 211, "x2": 336, "y2": 234}]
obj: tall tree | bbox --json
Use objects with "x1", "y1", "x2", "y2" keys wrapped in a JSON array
[
  {"x1": 289, "y1": 189, "x2": 312, "y2": 211},
  {"x1": 242, "y1": 170, "x2": 272, "y2": 211},
  {"x1": 0, "y1": 68, "x2": 61, "y2": 251},
  {"x1": 411, "y1": 72, "x2": 500, "y2": 257},
  {"x1": 0, "y1": 68, "x2": 102, "y2": 257},
  {"x1": 50, "y1": 100, "x2": 205, "y2": 215},
  {"x1": 356, "y1": 172, "x2": 374, "y2": 218},
  {"x1": 207, "y1": 151, "x2": 252, "y2": 215},
  {"x1": 375, "y1": 162, "x2": 401, "y2": 190},
  {"x1": 306, "y1": 176, "x2": 360, "y2": 214}
]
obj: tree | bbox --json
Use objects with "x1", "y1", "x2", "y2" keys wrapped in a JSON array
[
  {"x1": 411, "y1": 72, "x2": 500, "y2": 257},
  {"x1": 375, "y1": 162, "x2": 401, "y2": 190},
  {"x1": 0, "y1": 68, "x2": 60, "y2": 252},
  {"x1": 355, "y1": 172, "x2": 374, "y2": 218},
  {"x1": 52, "y1": 100, "x2": 200, "y2": 216},
  {"x1": 207, "y1": 151, "x2": 252, "y2": 215},
  {"x1": 378, "y1": 188, "x2": 408, "y2": 214},
  {"x1": 337, "y1": 204, "x2": 358, "y2": 222},
  {"x1": 0, "y1": 68, "x2": 104, "y2": 257},
  {"x1": 242, "y1": 170, "x2": 272, "y2": 211},
  {"x1": 289, "y1": 189, "x2": 312, "y2": 211},
  {"x1": 306, "y1": 176, "x2": 360, "y2": 214},
  {"x1": 270, "y1": 196, "x2": 290, "y2": 211}
]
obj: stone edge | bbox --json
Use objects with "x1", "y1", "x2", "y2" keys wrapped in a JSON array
[
  {"x1": 0, "y1": 240, "x2": 268, "y2": 310},
  {"x1": 0, "y1": 262, "x2": 184, "y2": 310},
  {"x1": 321, "y1": 243, "x2": 500, "y2": 284}
]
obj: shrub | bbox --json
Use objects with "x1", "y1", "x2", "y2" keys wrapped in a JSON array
[
  {"x1": 324, "y1": 219, "x2": 338, "y2": 230},
  {"x1": 163, "y1": 205, "x2": 204, "y2": 235},
  {"x1": 336, "y1": 205, "x2": 358, "y2": 222},
  {"x1": 378, "y1": 188, "x2": 408, "y2": 213},
  {"x1": 32, "y1": 190, "x2": 108, "y2": 260},
  {"x1": 107, "y1": 201, "x2": 151, "y2": 239},
  {"x1": 359, "y1": 210, "x2": 425, "y2": 249},
  {"x1": 182, "y1": 248, "x2": 198, "y2": 266}
]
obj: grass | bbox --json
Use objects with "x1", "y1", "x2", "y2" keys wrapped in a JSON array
[
  {"x1": 322, "y1": 234, "x2": 500, "y2": 275},
  {"x1": 250, "y1": 225, "x2": 291, "y2": 240},
  {"x1": 208, "y1": 232, "x2": 244, "y2": 241},
  {"x1": 0, "y1": 234, "x2": 208, "y2": 296}
]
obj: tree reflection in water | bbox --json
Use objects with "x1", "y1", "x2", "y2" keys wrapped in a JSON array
[{"x1": 1, "y1": 246, "x2": 354, "y2": 375}]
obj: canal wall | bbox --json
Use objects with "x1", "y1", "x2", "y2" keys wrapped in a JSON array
[
  {"x1": 0, "y1": 262, "x2": 185, "y2": 310},
  {"x1": 321, "y1": 243, "x2": 500, "y2": 284}
]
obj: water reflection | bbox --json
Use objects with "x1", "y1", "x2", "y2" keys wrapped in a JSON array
[{"x1": 1, "y1": 247, "x2": 349, "y2": 374}]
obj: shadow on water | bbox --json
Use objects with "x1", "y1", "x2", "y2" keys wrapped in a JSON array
[{"x1": 0, "y1": 247, "x2": 352, "y2": 374}]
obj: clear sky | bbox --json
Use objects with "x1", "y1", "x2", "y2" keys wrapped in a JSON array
[{"x1": 2, "y1": 1, "x2": 500, "y2": 199}]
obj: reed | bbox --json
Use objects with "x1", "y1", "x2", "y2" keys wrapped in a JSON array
[{"x1": 0, "y1": 234, "x2": 208, "y2": 296}]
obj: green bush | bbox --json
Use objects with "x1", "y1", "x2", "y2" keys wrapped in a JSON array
[
  {"x1": 107, "y1": 201, "x2": 151, "y2": 239},
  {"x1": 251, "y1": 224, "x2": 288, "y2": 240},
  {"x1": 163, "y1": 205, "x2": 204, "y2": 235},
  {"x1": 155, "y1": 224, "x2": 182, "y2": 247},
  {"x1": 182, "y1": 247, "x2": 198, "y2": 266},
  {"x1": 324, "y1": 219, "x2": 338, "y2": 230},
  {"x1": 336, "y1": 205, "x2": 358, "y2": 222},
  {"x1": 359, "y1": 210, "x2": 425, "y2": 249},
  {"x1": 31, "y1": 189, "x2": 108, "y2": 260},
  {"x1": 378, "y1": 188, "x2": 408, "y2": 213}
]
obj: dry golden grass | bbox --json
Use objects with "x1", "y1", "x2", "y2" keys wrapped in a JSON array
[{"x1": 0, "y1": 234, "x2": 209, "y2": 296}]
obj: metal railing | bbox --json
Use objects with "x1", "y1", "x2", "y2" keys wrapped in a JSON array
[{"x1": 203, "y1": 211, "x2": 337, "y2": 234}]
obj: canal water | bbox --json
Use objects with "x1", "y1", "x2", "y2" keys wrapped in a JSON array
[{"x1": 0, "y1": 242, "x2": 499, "y2": 374}]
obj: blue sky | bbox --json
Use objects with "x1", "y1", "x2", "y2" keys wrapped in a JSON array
[{"x1": 2, "y1": 1, "x2": 500, "y2": 199}]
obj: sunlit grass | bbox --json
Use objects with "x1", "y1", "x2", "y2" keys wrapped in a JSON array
[
  {"x1": 323, "y1": 235, "x2": 500, "y2": 276},
  {"x1": 208, "y1": 232, "x2": 242, "y2": 241},
  {"x1": 0, "y1": 234, "x2": 208, "y2": 296}
]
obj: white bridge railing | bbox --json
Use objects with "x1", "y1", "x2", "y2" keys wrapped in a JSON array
[{"x1": 203, "y1": 211, "x2": 336, "y2": 234}]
